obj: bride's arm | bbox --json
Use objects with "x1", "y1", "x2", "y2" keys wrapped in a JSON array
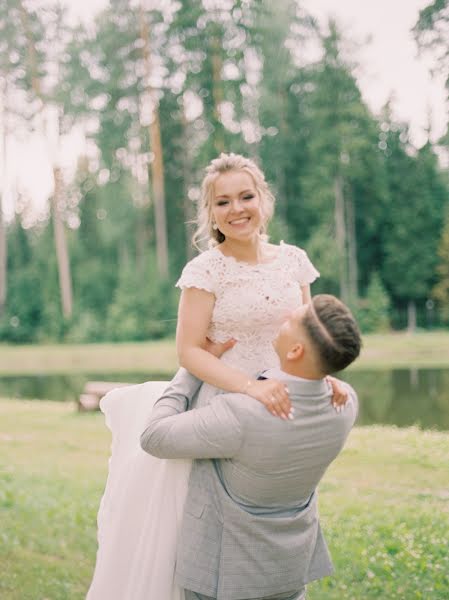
[
  {"x1": 301, "y1": 284, "x2": 312, "y2": 304},
  {"x1": 177, "y1": 287, "x2": 292, "y2": 419}
]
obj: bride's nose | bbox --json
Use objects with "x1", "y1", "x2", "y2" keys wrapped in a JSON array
[{"x1": 230, "y1": 199, "x2": 244, "y2": 212}]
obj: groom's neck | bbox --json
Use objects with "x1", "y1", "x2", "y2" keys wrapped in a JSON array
[{"x1": 279, "y1": 361, "x2": 324, "y2": 381}]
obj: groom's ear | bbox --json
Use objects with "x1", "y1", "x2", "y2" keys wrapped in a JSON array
[{"x1": 287, "y1": 343, "x2": 304, "y2": 361}]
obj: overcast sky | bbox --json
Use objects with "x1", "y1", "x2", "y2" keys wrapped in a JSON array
[
  {"x1": 2, "y1": 0, "x2": 447, "y2": 216},
  {"x1": 302, "y1": 0, "x2": 446, "y2": 143}
]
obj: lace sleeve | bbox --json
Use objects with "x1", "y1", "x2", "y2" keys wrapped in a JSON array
[
  {"x1": 175, "y1": 251, "x2": 217, "y2": 294},
  {"x1": 297, "y1": 248, "x2": 320, "y2": 285},
  {"x1": 283, "y1": 243, "x2": 320, "y2": 286}
]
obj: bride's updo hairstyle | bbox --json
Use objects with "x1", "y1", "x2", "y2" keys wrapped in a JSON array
[{"x1": 192, "y1": 152, "x2": 276, "y2": 249}]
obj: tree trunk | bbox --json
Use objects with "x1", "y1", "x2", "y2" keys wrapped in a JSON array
[
  {"x1": 0, "y1": 193, "x2": 6, "y2": 318},
  {"x1": 409, "y1": 367, "x2": 419, "y2": 388},
  {"x1": 276, "y1": 87, "x2": 288, "y2": 223},
  {"x1": 19, "y1": 0, "x2": 73, "y2": 317},
  {"x1": 211, "y1": 34, "x2": 225, "y2": 154},
  {"x1": 181, "y1": 104, "x2": 196, "y2": 261},
  {"x1": 51, "y1": 166, "x2": 73, "y2": 318},
  {"x1": 334, "y1": 173, "x2": 349, "y2": 303},
  {"x1": 139, "y1": 5, "x2": 169, "y2": 279},
  {"x1": 149, "y1": 114, "x2": 169, "y2": 277},
  {"x1": 18, "y1": 1, "x2": 42, "y2": 100},
  {"x1": 47, "y1": 114, "x2": 73, "y2": 320},
  {"x1": 0, "y1": 80, "x2": 8, "y2": 317},
  {"x1": 136, "y1": 213, "x2": 146, "y2": 274},
  {"x1": 346, "y1": 191, "x2": 358, "y2": 303},
  {"x1": 407, "y1": 300, "x2": 417, "y2": 333}
]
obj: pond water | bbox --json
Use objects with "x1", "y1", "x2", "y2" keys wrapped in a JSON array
[{"x1": 1, "y1": 368, "x2": 449, "y2": 431}]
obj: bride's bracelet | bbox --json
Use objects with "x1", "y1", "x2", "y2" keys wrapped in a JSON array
[{"x1": 244, "y1": 379, "x2": 255, "y2": 394}]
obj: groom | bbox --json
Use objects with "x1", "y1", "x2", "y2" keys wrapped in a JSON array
[{"x1": 141, "y1": 294, "x2": 362, "y2": 600}]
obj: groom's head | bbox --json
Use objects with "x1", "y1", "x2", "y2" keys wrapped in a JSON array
[{"x1": 273, "y1": 294, "x2": 362, "y2": 378}]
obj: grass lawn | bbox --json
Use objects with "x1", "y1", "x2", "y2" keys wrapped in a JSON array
[
  {"x1": 1, "y1": 330, "x2": 449, "y2": 376},
  {"x1": 1, "y1": 399, "x2": 448, "y2": 599}
]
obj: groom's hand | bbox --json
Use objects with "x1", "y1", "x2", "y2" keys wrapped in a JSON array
[{"x1": 203, "y1": 337, "x2": 236, "y2": 358}]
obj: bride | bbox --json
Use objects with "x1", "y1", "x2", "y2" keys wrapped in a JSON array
[{"x1": 87, "y1": 153, "x2": 344, "y2": 599}]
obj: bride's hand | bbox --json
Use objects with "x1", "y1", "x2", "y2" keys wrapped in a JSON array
[
  {"x1": 203, "y1": 337, "x2": 236, "y2": 358},
  {"x1": 245, "y1": 379, "x2": 293, "y2": 420},
  {"x1": 327, "y1": 375, "x2": 349, "y2": 412}
]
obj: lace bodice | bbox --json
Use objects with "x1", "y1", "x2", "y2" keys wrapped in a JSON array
[{"x1": 176, "y1": 242, "x2": 319, "y2": 377}]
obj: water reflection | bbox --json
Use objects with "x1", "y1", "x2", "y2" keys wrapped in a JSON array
[
  {"x1": 344, "y1": 368, "x2": 449, "y2": 431},
  {"x1": 1, "y1": 368, "x2": 448, "y2": 431},
  {"x1": 0, "y1": 372, "x2": 156, "y2": 403}
]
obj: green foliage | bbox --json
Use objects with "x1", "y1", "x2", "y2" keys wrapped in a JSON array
[
  {"x1": 104, "y1": 257, "x2": 178, "y2": 341},
  {"x1": 433, "y1": 209, "x2": 449, "y2": 321},
  {"x1": 0, "y1": 224, "x2": 44, "y2": 343},
  {"x1": 305, "y1": 223, "x2": 340, "y2": 296},
  {"x1": 0, "y1": 267, "x2": 43, "y2": 343},
  {"x1": 381, "y1": 129, "x2": 447, "y2": 305},
  {"x1": 1, "y1": 1, "x2": 449, "y2": 343},
  {"x1": 355, "y1": 272, "x2": 391, "y2": 333},
  {"x1": 414, "y1": 0, "x2": 449, "y2": 103},
  {"x1": 170, "y1": 0, "x2": 257, "y2": 156},
  {"x1": 290, "y1": 23, "x2": 389, "y2": 298}
]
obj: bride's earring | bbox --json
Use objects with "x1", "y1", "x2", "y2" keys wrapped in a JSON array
[{"x1": 212, "y1": 222, "x2": 218, "y2": 230}]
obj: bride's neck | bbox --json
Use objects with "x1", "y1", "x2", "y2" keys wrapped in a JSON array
[{"x1": 220, "y1": 237, "x2": 264, "y2": 264}]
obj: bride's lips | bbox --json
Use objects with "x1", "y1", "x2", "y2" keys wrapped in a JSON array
[{"x1": 228, "y1": 217, "x2": 250, "y2": 226}]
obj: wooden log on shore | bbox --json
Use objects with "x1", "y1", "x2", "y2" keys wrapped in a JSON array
[{"x1": 77, "y1": 381, "x2": 130, "y2": 412}]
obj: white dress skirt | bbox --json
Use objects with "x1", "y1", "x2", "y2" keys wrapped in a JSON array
[
  {"x1": 87, "y1": 381, "x2": 192, "y2": 600},
  {"x1": 87, "y1": 243, "x2": 319, "y2": 599}
]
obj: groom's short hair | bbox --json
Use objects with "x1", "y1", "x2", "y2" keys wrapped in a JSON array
[{"x1": 303, "y1": 294, "x2": 361, "y2": 374}]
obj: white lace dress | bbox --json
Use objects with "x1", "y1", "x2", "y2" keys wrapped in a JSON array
[{"x1": 87, "y1": 242, "x2": 319, "y2": 600}]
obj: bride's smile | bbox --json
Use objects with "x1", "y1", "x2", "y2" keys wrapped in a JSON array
[{"x1": 212, "y1": 170, "x2": 264, "y2": 242}]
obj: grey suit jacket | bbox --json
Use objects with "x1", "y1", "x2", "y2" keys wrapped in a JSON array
[{"x1": 141, "y1": 368, "x2": 358, "y2": 600}]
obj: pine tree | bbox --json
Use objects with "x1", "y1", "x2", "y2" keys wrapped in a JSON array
[
  {"x1": 414, "y1": 0, "x2": 449, "y2": 99},
  {"x1": 380, "y1": 110, "x2": 447, "y2": 330},
  {"x1": 0, "y1": 0, "x2": 30, "y2": 317},
  {"x1": 17, "y1": 0, "x2": 74, "y2": 318},
  {"x1": 257, "y1": 0, "x2": 316, "y2": 228},
  {"x1": 356, "y1": 272, "x2": 391, "y2": 333},
  {"x1": 433, "y1": 209, "x2": 449, "y2": 320},
  {"x1": 63, "y1": 1, "x2": 171, "y2": 278},
  {"x1": 297, "y1": 20, "x2": 388, "y2": 304}
]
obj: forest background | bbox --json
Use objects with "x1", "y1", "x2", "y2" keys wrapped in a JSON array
[{"x1": 1, "y1": 0, "x2": 449, "y2": 345}]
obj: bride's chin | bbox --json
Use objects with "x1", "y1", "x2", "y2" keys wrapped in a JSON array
[{"x1": 225, "y1": 228, "x2": 260, "y2": 242}]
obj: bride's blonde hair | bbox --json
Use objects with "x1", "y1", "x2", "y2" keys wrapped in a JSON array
[{"x1": 192, "y1": 153, "x2": 276, "y2": 249}]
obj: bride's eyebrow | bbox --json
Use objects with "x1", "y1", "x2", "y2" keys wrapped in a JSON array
[{"x1": 215, "y1": 189, "x2": 255, "y2": 199}]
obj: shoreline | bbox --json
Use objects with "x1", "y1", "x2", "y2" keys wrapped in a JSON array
[{"x1": 0, "y1": 331, "x2": 449, "y2": 375}]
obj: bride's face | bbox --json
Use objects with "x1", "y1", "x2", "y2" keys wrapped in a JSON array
[{"x1": 211, "y1": 170, "x2": 264, "y2": 242}]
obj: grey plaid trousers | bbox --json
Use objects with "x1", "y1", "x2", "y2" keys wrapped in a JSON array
[{"x1": 184, "y1": 588, "x2": 306, "y2": 600}]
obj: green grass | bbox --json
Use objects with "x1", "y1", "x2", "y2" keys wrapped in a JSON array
[
  {"x1": 1, "y1": 399, "x2": 448, "y2": 599},
  {"x1": 0, "y1": 339, "x2": 178, "y2": 376},
  {"x1": 357, "y1": 330, "x2": 449, "y2": 370},
  {"x1": 1, "y1": 330, "x2": 449, "y2": 376},
  {"x1": 0, "y1": 399, "x2": 109, "y2": 600}
]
